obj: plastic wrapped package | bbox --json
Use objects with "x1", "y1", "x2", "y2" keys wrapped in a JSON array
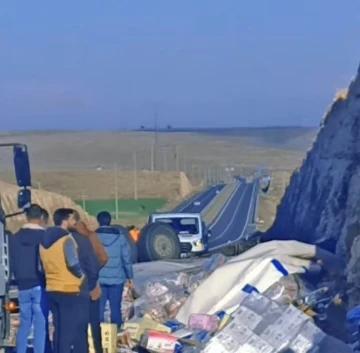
[
  {"x1": 229, "y1": 292, "x2": 283, "y2": 336},
  {"x1": 259, "y1": 305, "x2": 309, "y2": 351},
  {"x1": 186, "y1": 271, "x2": 206, "y2": 294},
  {"x1": 133, "y1": 289, "x2": 188, "y2": 322},
  {"x1": 122, "y1": 285, "x2": 136, "y2": 321},
  {"x1": 263, "y1": 275, "x2": 307, "y2": 305},
  {"x1": 134, "y1": 272, "x2": 189, "y2": 298},
  {"x1": 285, "y1": 319, "x2": 326, "y2": 353}
]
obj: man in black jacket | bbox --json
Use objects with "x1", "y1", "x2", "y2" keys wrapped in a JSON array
[
  {"x1": 9, "y1": 204, "x2": 52, "y2": 353},
  {"x1": 70, "y1": 210, "x2": 101, "y2": 353}
]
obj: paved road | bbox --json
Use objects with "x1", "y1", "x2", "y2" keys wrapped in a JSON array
[
  {"x1": 208, "y1": 180, "x2": 258, "y2": 251},
  {"x1": 172, "y1": 184, "x2": 225, "y2": 213}
]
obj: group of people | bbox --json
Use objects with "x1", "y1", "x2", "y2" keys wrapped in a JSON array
[{"x1": 8, "y1": 204, "x2": 134, "y2": 353}]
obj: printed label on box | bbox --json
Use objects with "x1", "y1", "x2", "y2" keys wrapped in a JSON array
[
  {"x1": 288, "y1": 334, "x2": 314, "y2": 353},
  {"x1": 233, "y1": 306, "x2": 263, "y2": 330},
  {"x1": 241, "y1": 333, "x2": 274, "y2": 353},
  {"x1": 222, "y1": 322, "x2": 252, "y2": 345}
]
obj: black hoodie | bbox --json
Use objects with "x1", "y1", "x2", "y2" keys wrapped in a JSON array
[{"x1": 9, "y1": 223, "x2": 45, "y2": 290}]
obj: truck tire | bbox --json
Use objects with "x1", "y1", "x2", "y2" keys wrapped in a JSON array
[
  {"x1": 112, "y1": 224, "x2": 138, "y2": 264},
  {"x1": 137, "y1": 223, "x2": 181, "y2": 262}
]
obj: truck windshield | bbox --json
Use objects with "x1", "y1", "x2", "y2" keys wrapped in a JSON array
[{"x1": 154, "y1": 217, "x2": 199, "y2": 234}]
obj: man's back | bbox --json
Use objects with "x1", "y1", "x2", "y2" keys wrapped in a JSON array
[
  {"x1": 71, "y1": 231, "x2": 100, "y2": 296},
  {"x1": 96, "y1": 226, "x2": 133, "y2": 285},
  {"x1": 9, "y1": 224, "x2": 44, "y2": 290}
]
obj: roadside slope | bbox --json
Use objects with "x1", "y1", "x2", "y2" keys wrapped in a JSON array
[{"x1": 267, "y1": 63, "x2": 360, "y2": 258}]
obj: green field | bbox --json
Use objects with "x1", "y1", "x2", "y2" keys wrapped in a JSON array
[{"x1": 75, "y1": 198, "x2": 167, "y2": 220}]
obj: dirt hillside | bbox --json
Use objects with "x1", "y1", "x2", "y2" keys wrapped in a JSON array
[{"x1": 0, "y1": 180, "x2": 97, "y2": 232}]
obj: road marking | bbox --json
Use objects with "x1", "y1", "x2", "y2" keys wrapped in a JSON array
[
  {"x1": 238, "y1": 181, "x2": 257, "y2": 242},
  {"x1": 176, "y1": 186, "x2": 213, "y2": 212},
  {"x1": 209, "y1": 182, "x2": 241, "y2": 229},
  {"x1": 209, "y1": 181, "x2": 258, "y2": 251},
  {"x1": 210, "y1": 183, "x2": 248, "y2": 241}
]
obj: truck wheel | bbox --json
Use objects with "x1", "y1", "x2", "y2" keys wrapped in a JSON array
[
  {"x1": 137, "y1": 223, "x2": 181, "y2": 262},
  {"x1": 112, "y1": 224, "x2": 138, "y2": 264}
]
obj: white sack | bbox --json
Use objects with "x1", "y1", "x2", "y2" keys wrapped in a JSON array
[{"x1": 176, "y1": 240, "x2": 317, "y2": 324}]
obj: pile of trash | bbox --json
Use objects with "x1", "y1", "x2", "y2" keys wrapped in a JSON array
[
  {"x1": 9, "y1": 240, "x2": 356, "y2": 352},
  {"x1": 116, "y1": 241, "x2": 353, "y2": 353}
]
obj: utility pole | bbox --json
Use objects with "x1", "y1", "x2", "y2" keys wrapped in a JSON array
[
  {"x1": 114, "y1": 163, "x2": 119, "y2": 219},
  {"x1": 153, "y1": 105, "x2": 159, "y2": 171},
  {"x1": 133, "y1": 151, "x2": 138, "y2": 200},
  {"x1": 175, "y1": 145, "x2": 180, "y2": 172},
  {"x1": 81, "y1": 190, "x2": 86, "y2": 211},
  {"x1": 150, "y1": 143, "x2": 154, "y2": 171},
  {"x1": 163, "y1": 148, "x2": 167, "y2": 171}
]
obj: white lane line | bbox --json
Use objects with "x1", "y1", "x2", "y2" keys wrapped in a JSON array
[
  {"x1": 209, "y1": 182, "x2": 241, "y2": 229},
  {"x1": 177, "y1": 186, "x2": 213, "y2": 212},
  {"x1": 210, "y1": 181, "x2": 257, "y2": 251},
  {"x1": 210, "y1": 183, "x2": 248, "y2": 242},
  {"x1": 238, "y1": 181, "x2": 257, "y2": 241}
]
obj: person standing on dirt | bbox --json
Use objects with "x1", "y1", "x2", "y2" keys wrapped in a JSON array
[
  {"x1": 9, "y1": 204, "x2": 52, "y2": 353},
  {"x1": 39, "y1": 208, "x2": 86, "y2": 353},
  {"x1": 96, "y1": 211, "x2": 133, "y2": 328},
  {"x1": 70, "y1": 210, "x2": 108, "y2": 353}
]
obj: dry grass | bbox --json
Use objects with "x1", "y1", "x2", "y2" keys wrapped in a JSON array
[
  {"x1": 0, "y1": 130, "x2": 312, "y2": 202},
  {"x1": 0, "y1": 170, "x2": 194, "y2": 201},
  {"x1": 0, "y1": 180, "x2": 97, "y2": 232},
  {"x1": 257, "y1": 170, "x2": 293, "y2": 231}
]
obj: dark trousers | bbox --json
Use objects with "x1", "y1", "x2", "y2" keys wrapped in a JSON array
[
  {"x1": 48, "y1": 292, "x2": 89, "y2": 353},
  {"x1": 89, "y1": 299, "x2": 103, "y2": 353},
  {"x1": 99, "y1": 283, "x2": 124, "y2": 327}
]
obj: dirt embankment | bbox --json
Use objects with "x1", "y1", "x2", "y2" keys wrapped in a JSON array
[
  {"x1": 0, "y1": 180, "x2": 97, "y2": 232},
  {"x1": 266, "y1": 63, "x2": 360, "y2": 307},
  {"x1": 257, "y1": 170, "x2": 293, "y2": 231}
]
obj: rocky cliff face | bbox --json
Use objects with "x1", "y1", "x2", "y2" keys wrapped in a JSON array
[{"x1": 268, "y1": 63, "x2": 360, "y2": 260}]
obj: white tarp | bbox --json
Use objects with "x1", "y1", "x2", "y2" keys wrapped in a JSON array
[
  {"x1": 176, "y1": 240, "x2": 318, "y2": 324},
  {"x1": 133, "y1": 258, "x2": 205, "y2": 282}
]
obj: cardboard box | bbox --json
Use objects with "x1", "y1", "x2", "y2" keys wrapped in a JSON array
[
  {"x1": 88, "y1": 323, "x2": 117, "y2": 353},
  {"x1": 140, "y1": 330, "x2": 181, "y2": 353},
  {"x1": 122, "y1": 317, "x2": 171, "y2": 341}
]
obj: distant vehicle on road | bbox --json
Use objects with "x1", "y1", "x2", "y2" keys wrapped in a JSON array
[{"x1": 137, "y1": 213, "x2": 210, "y2": 262}]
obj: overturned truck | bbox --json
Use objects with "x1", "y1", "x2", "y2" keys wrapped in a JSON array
[
  {"x1": 119, "y1": 212, "x2": 211, "y2": 263},
  {"x1": 0, "y1": 143, "x2": 33, "y2": 349}
]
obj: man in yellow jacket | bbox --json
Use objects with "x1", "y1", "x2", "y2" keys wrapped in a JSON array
[{"x1": 39, "y1": 208, "x2": 86, "y2": 353}]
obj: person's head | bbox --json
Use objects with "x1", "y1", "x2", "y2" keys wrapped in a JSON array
[
  {"x1": 73, "y1": 210, "x2": 80, "y2": 224},
  {"x1": 53, "y1": 208, "x2": 76, "y2": 230},
  {"x1": 97, "y1": 211, "x2": 112, "y2": 226},
  {"x1": 25, "y1": 204, "x2": 43, "y2": 225},
  {"x1": 40, "y1": 208, "x2": 49, "y2": 227}
]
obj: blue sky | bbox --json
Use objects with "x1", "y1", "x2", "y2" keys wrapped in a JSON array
[{"x1": 1, "y1": 1, "x2": 359, "y2": 129}]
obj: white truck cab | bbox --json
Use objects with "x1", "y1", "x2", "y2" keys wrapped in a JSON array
[{"x1": 148, "y1": 212, "x2": 210, "y2": 255}]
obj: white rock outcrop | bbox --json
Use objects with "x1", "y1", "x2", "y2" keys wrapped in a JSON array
[{"x1": 268, "y1": 63, "x2": 360, "y2": 260}]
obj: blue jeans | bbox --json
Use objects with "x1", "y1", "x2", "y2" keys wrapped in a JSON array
[
  {"x1": 16, "y1": 286, "x2": 52, "y2": 353},
  {"x1": 99, "y1": 284, "x2": 124, "y2": 328}
]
